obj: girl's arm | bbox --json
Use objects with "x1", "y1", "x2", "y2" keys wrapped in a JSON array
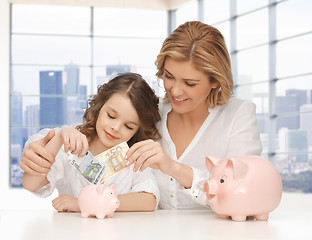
[
  {"x1": 52, "y1": 192, "x2": 156, "y2": 213},
  {"x1": 117, "y1": 192, "x2": 156, "y2": 212}
]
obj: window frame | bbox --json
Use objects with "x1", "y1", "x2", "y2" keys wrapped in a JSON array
[{"x1": 2, "y1": 0, "x2": 312, "y2": 210}]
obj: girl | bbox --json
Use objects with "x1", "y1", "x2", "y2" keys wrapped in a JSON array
[
  {"x1": 126, "y1": 21, "x2": 262, "y2": 209},
  {"x1": 20, "y1": 73, "x2": 161, "y2": 212}
]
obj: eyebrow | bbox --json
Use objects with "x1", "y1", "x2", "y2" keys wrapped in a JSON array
[
  {"x1": 164, "y1": 68, "x2": 201, "y2": 82},
  {"x1": 107, "y1": 107, "x2": 139, "y2": 126}
]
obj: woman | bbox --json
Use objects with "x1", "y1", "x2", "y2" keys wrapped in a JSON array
[{"x1": 126, "y1": 21, "x2": 262, "y2": 209}]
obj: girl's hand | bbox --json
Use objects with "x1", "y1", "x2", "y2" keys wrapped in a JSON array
[
  {"x1": 20, "y1": 129, "x2": 55, "y2": 176},
  {"x1": 58, "y1": 126, "x2": 89, "y2": 157},
  {"x1": 126, "y1": 139, "x2": 173, "y2": 174},
  {"x1": 52, "y1": 195, "x2": 80, "y2": 212}
]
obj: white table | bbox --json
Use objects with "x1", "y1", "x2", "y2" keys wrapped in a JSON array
[{"x1": 1, "y1": 193, "x2": 312, "y2": 240}]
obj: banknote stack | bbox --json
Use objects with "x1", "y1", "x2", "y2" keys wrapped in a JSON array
[{"x1": 69, "y1": 142, "x2": 129, "y2": 184}]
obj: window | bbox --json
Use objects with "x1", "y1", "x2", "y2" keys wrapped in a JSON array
[
  {"x1": 176, "y1": 1, "x2": 198, "y2": 26},
  {"x1": 10, "y1": 4, "x2": 167, "y2": 188},
  {"x1": 222, "y1": 0, "x2": 312, "y2": 193},
  {"x1": 9, "y1": 1, "x2": 312, "y2": 195}
]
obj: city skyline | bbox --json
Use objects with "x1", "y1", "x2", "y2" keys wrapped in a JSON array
[
  {"x1": 10, "y1": 64, "x2": 312, "y2": 190},
  {"x1": 10, "y1": 64, "x2": 162, "y2": 187}
]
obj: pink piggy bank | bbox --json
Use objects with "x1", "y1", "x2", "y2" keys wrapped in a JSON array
[
  {"x1": 78, "y1": 183, "x2": 120, "y2": 219},
  {"x1": 203, "y1": 156, "x2": 282, "y2": 221}
]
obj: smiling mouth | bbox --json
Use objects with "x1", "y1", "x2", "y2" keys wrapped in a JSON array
[
  {"x1": 173, "y1": 97, "x2": 188, "y2": 102},
  {"x1": 105, "y1": 131, "x2": 117, "y2": 139}
]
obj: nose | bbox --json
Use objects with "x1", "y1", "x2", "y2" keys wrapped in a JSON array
[
  {"x1": 111, "y1": 121, "x2": 122, "y2": 132},
  {"x1": 170, "y1": 80, "x2": 184, "y2": 97}
]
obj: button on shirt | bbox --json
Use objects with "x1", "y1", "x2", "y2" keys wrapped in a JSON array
[{"x1": 155, "y1": 97, "x2": 262, "y2": 210}]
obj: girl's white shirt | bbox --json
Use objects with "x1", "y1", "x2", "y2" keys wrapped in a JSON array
[
  {"x1": 155, "y1": 97, "x2": 263, "y2": 210},
  {"x1": 25, "y1": 128, "x2": 160, "y2": 206}
]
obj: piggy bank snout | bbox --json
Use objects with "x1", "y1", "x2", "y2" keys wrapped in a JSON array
[
  {"x1": 203, "y1": 181, "x2": 209, "y2": 193},
  {"x1": 203, "y1": 180, "x2": 218, "y2": 203},
  {"x1": 115, "y1": 199, "x2": 120, "y2": 207},
  {"x1": 203, "y1": 180, "x2": 217, "y2": 194}
]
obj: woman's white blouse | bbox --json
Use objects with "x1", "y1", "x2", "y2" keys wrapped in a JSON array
[
  {"x1": 155, "y1": 97, "x2": 262, "y2": 210},
  {"x1": 25, "y1": 128, "x2": 160, "y2": 206}
]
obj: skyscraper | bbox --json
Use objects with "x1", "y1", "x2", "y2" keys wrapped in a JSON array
[
  {"x1": 106, "y1": 65, "x2": 131, "y2": 76},
  {"x1": 64, "y1": 64, "x2": 86, "y2": 124},
  {"x1": 279, "y1": 128, "x2": 308, "y2": 163},
  {"x1": 276, "y1": 89, "x2": 309, "y2": 133},
  {"x1": 286, "y1": 89, "x2": 308, "y2": 108},
  {"x1": 24, "y1": 104, "x2": 39, "y2": 138},
  {"x1": 276, "y1": 95, "x2": 298, "y2": 131},
  {"x1": 40, "y1": 71, "x2": 65, "y2": 126},
  {"x1": 65, "y1": 64, "x2": 79, "y2": 95},
  {"x1": 10, "y1": 92, "x2": 24, "y2": 188},
  {"x1": 11, "y1": 91, "x2": 23, "y2": 146},
  {"x1": 300, "y1": 104, "x2": 312, "y2": 146}
]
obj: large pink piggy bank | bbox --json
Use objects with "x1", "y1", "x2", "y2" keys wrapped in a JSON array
[
  {"x1": 78, "y1": 183, "x2": 120, "y2": 219},
  {"x1": 203, "y1": 156, "x2": 282, "y2": 221}
]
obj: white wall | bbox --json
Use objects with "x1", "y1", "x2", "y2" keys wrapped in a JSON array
[
  {"x1": 0, "y1": 0, "x2": 11, "y2": 208},
  {"x1": 0, "y1": 0, "x2": 57, "y2": 210}
]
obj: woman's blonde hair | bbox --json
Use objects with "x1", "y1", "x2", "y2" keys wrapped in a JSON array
[{"x1": 155, "y1": 21, "x2": 233, "y2": 108}]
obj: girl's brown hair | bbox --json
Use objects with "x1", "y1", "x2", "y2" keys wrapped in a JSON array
[
  {"x1": 155, "y1": 21, "x2": 233, "y2": 108},
  {"x1": 76, "y1": 73, "x2": 161, "y2": 147}
]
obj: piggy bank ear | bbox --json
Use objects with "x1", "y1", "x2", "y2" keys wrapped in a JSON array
[
  {"x1": 226, "y1": 158, "x2": 248, "y2": 180},
  {"x1": 108, "y1": 183, "x2": 117, "y2": 191},
  {"x1": 96, "y1": 184, "x2": 106, "y2": 195},
  {"x1": 205, "y1": 156, "x2": 220, "y2": 172}
]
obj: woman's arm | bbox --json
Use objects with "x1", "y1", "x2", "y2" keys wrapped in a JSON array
[
  {"x1": 126, "y1": 140, "x2": 194, "y2": 189},
  {"x1": 154, "y1": 158, "x2": 193, "y2": 189},
  {"x1": 21, "y1": 131, "x2": 65, "y2": 191},
  {"x1": 21, "y1": 126, "x2": 89, "y2": 192},
  {"x1": 21, "y1": 130, "x2": 56, "y2": 191}
]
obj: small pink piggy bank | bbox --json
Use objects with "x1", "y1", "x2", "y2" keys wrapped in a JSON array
[
  {"x1": 78, "y1": 183, "x2": 120, "y2": 219},
  {"x1": 203, "y1": 156, "x2": 282, "y2": 221}
]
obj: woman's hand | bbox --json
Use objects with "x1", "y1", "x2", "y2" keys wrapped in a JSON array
[
  {"x1": 20, "y1": 129, "x2": 55, "y2": 176},
  {"x1": 126, "y1": 139, "x2": 173, "y2": 174},
  {"x1": 52, "y1": 195, "x2": 80, "y2": 212},
  {"x1": 127, "y1": 139, "x2": 194, "y2": 188},
  {"x1": 58, "y1": 126, "x2": 89, "y2": 157}
]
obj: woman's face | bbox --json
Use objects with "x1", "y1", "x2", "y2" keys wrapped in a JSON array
[
  {"x1": 163, "y1": 58, "x2": 218, "y2": 115},
  {"x1": 93, "y1": 93, "x2": 140, "y2": 150}
]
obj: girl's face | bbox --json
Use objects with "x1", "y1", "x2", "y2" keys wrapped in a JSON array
[
  {"x1": 163, "y1": 58, "x2": 218, "y2": 115},
  {"x1": 93, "y1": 93, "x2": 140, "y2": 151}
]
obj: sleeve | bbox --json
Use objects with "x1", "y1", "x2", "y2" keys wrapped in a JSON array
[
  {"x1": 130, "y1": 168, "x2": 160, "y2": 208},
  {"x1": 24, "y1": 128, "x2": 52, "y2": 146},
  {"x1": 226, "y1": 101, "x2": 263, "y2": 157},
  {"x1": 24, "y1": 127, "x2": 61, "y2": 146},
  {"x1": 181, "y1": 167, "x2": 210, "y2": 207}
]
